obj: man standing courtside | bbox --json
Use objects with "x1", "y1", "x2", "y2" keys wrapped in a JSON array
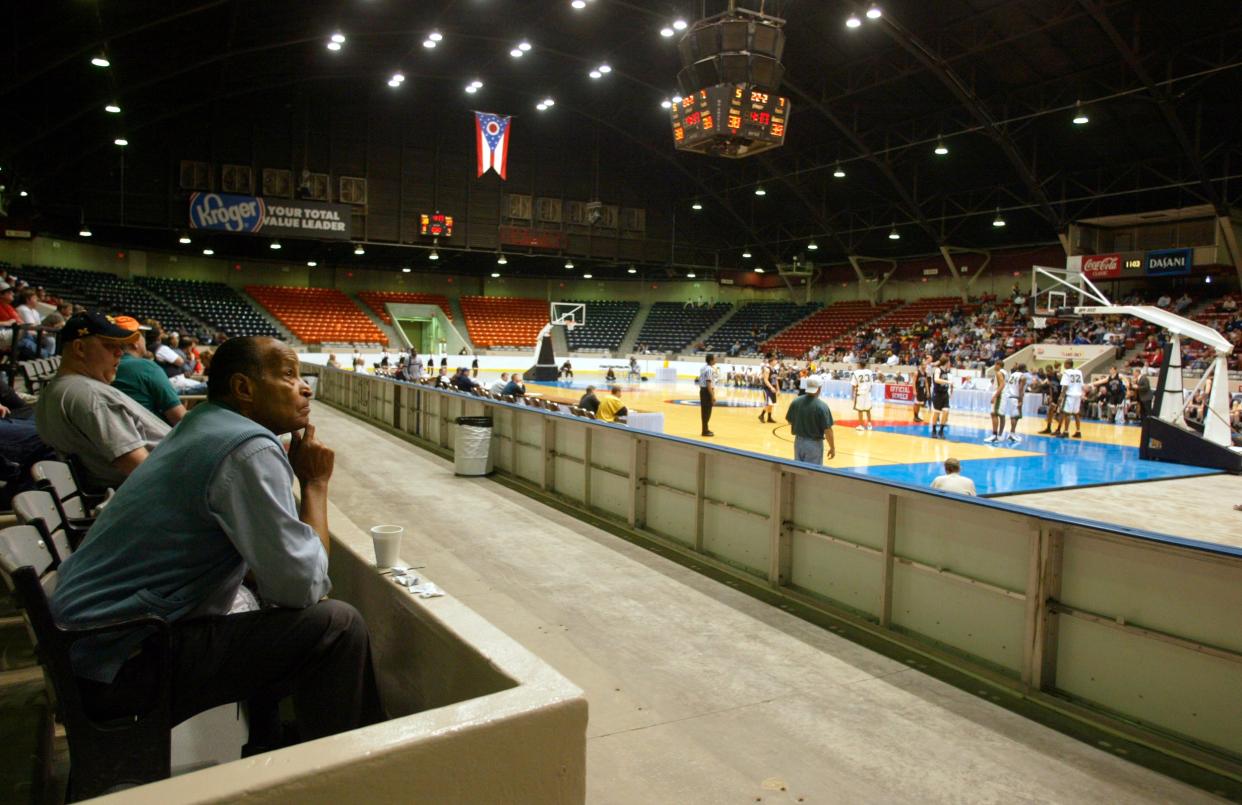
[
  {"x1": 698, "y1": 353, "x2": 717, "y2": 437},
  {"x1": 785, "y1": 376, "x2": 835, "y2": 465}
]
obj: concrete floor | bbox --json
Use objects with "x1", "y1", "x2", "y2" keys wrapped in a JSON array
[
  {"x1": 312, "y1": 402, "x2": 1222, "y2": 804},
  {"x1": 1010, "y1": 473, "x2": 1242, "y2": 550}
]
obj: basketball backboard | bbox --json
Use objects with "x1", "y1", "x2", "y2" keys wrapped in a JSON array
[{"x1": 551, "y1": 302, "x2": 586, "y2": 330}]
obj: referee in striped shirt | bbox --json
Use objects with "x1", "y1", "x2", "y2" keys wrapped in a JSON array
[{"x1": 698, "y1": 354, "x2": 717, "y2": 437}]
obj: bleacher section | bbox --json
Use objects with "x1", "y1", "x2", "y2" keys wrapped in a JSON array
[
  {"x1": 15, "y1": 264, "x2": 203, "y2": 337},
  {"x1": 634, "y1": 302, "x2": 731, "y2": 353},
  {"x1": 459, "y1": 296, "x2": 549, "y2": 348},
  {"x1": 562, "y1": 300, "x2": 640, "y2": 352},
  {"x1": 135, "y1": 276, "x2": 279, "y2": 338},
  {"x1": 764, "y1": 300, "x2": 899, "y2": 357},
  {"x1": 705, "y1": 302, "x2": 821, "y2": 355},
  {"x1": 357, "y1": 291, "x2": 454, "y2": 325},
  {"x1": 246, "y1": 286, "x2": 388, "y2": 345}
]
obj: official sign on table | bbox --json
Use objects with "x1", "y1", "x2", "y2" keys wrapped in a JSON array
[{"x1": 188, "y1": 193, "x2": 352, "y2": 240}]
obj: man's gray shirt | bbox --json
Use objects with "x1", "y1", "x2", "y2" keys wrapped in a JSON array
[{"x1": 35, "y1": 373, "x2": 171, "y2": 488}]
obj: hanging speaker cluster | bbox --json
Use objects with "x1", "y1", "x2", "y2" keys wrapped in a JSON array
[{"x1": 669, "y1": 6, "x2": 791, "y2": 159}]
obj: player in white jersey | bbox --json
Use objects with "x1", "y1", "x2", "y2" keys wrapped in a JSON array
[
  {"x1": 985, "y1": 360, "x2": 1008, "y2": 443},
  {"x1": 851, "y1": 361, "x2": 875, "y2": 430},
  {"x1": 1056, "y1": 359, "x2": 1085, "y2": 438},
  {"x1": 1002, "y1": 363, "x2": 1029, "y2": 442}
]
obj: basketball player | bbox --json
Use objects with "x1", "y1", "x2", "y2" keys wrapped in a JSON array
[
  {"x1": 930, "y1": 355, "x2": 952, "y2": 437},
  {"x1": 985, "y1": 360, "x2": 1007, "y2": 443},
  {"x1": 1036, "y1": 367, "x2": 1061, "y2": 435},
  {"x1": 1001, "y1": 362, "x2": 1029, "y2": 442},
  {"x1": 912, "y1": 362, "x2": 930, "y2": 423},
  {"x1": 1056, "y1": 359, "x2": 1085, "y2": 438},
  {"x1": 851, "y1": 360, "x2": 875, "y2": 431},
  {"x1": 759, "y1": 353, "x2": 778, "y2": 424}
]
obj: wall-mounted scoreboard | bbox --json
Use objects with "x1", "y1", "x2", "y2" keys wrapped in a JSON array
[
  {"x1": 671, "y1": 83, "x2": 790, "y2": 158},
  {"x1": 419, "y1": 212, "x2": 453, "y2": 237}
]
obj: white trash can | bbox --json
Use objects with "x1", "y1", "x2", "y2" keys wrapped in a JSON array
[{"x1": 454, "y1": 416, "x2": 495, "y2": 476}]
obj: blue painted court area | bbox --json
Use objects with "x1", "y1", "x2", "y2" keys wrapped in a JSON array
[{"x1": 844, "y1": 424, "x2": 1220, "y2": 496}]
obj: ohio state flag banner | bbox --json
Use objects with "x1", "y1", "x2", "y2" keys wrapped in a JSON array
[{"x1": 475, "y1": 111, "x2": 511, "y2": 179}]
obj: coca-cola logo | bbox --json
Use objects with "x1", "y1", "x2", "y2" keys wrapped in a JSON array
[{"x1": 1082, "y1": 253, "x2": 1121, "y2": 278}]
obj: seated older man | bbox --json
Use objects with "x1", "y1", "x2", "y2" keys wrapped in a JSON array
[
  {"x1": 111, "y1": 315, "x2": 188, "y2": 425},
  {"x1": 35, "y1": 312, "x2": 170, "y2": 491},
  {"x1": 50, "y1": 335, "x2": 384, "y2": 750}
]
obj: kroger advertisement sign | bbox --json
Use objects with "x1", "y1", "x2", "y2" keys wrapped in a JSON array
[{"x1": 188, "y1": 193, "x2": 351, "y2": 240}]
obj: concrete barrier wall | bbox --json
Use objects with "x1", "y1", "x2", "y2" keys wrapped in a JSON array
[
  {"x1": 313, "y1": 365, "x2": 1242, "y2": 778},
  {"x1": 93, "y1": 501, "x2": 587, "y2": 804}
]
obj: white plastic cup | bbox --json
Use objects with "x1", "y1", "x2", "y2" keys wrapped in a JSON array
[{"x1": 370, "y1": 525, "x2": 405, "y2": 568}]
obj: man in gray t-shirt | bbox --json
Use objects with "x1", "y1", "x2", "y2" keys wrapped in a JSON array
[{"x1": 35, "y1": 312, "x2": 171, "y2": 491}]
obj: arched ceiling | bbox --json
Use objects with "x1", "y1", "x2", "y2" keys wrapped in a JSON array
[{"x1": 3, "y1": 0, "x2": 1241, "y2": 272}]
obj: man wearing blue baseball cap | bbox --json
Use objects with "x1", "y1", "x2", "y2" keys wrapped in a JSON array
[{"x1": 35, "y1": 311, "x2": 170, "y2": 491}]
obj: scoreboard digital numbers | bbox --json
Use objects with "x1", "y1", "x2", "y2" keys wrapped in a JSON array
[
  {"x1": 671, "y1": 83, "x2": 790, "y2": 158},
  {"x1": 419, "y1": 212, "x2": 453, "y2": 238}
]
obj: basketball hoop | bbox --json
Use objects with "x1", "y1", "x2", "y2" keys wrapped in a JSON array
[{"x1": 564, "y1": 318, "x2": 577, "y2": 332}]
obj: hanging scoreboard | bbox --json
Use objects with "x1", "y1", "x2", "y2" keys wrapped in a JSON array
[
  {"x1": 419, "y1": 212, "x2": 454, "y2": 238},
  {"x1": 671, "y1": 83, "x2": 790, "y2": 158}
]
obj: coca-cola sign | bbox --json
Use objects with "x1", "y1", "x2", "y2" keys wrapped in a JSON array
[{"x1": 1081, "y1": 253, "x2": 1121, "y2": 279}]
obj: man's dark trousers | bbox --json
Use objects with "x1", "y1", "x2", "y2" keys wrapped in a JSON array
[{"x1": 700, "y1": 387, "x2": 713, "y2": 433}]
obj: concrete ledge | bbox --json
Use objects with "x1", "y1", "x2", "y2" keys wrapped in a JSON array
[{"x1": 91, "y1": 500, "x2": 587, "y2": 804}]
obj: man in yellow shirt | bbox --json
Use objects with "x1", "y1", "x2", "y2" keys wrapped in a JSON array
[{"x1": 596, "y1": 385, "x2": 629, "y2": 423}]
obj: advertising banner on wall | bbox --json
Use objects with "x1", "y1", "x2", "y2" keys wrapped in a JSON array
[
  {"x1": 1080, "y1": 253, "x2": 1121, "y2": 279},
  {"x1": 1144, "y1": 247, "x2": 1193, "y2": 276},
  {"x1": 188, "y1": 193, "x2": 352, "y2": 240}
]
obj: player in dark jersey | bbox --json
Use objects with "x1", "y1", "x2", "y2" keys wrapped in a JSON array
[
  {"x1": 759, "y1": 353, "x2": 778, "y2": 424},
  {"x1": 1036, "y1": 366, "x2": 1061, "y2": 435},
  {"x1": 930, "y1": 355, "x2": 952, "y2": 437},
  {"x1": 912, "y1": 362, "x2": 930, "y2": 423}
]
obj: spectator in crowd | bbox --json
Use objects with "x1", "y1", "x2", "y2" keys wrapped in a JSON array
[
  {"x1": 628, "y1": 356, "x2": 641, "y2": 381},
  {"x1": 0, "y1": 373, "x2": 32, "y2": 420},
  {"x1": 49, "y1": 335, "x2": 385, "y2": 753},
  {"x1": 605, "y1": 366, "x2": 617, "y2": 383},
  {"x1": 351, "y1": 347, "x2": 364, "y2": 372},
  {"x1": 1174, "y1": 292, "x2": 1193, "y2": 313},
  {"x1": 409, "y1": 353, "x2": 424, "y2": 379},
  {"x1": 111, "y1": 315, "x2": 188, "y2": 425},
  {"x1": 490, "y1": 372, "x2": 511, "y2": 395},
  {"x1": 931, "y1": 457, "x2": 977, "y2": 496},
  {"x1": 1156, "y1": 291, "x2": 1172, "y2": 308},
  {"x1": 326, "y1": 353, "x2": 340, "y2": 368},
  {"x1": 884, "y1": 350, "x2": 899, "y2": 366},
  {"x1": 471, "y1": 356, "x2": 479, "y2": 378},
  {"x1": 596, "y1": 385, "x2": 628, "y2": 423},
  {"x1": 560, "y1": 360, "x2": 574, "y2": 380},
  {"x1": 15, "y1": 287, "x2": 52, "y2": 358},
  {"x1": 502, "y1": 374, "x2": 526, "y2": 398},
  {"x1": 0, "y1": 281, "x2": 25, "y2": 355},
  {"x1": 154, "y1": 332, "x2": 187, "y2": 379},
  {"x1": 450, "y1": 367, "x2": 479, "y2": 393},
  {"x1": 698, "y1": 353, "x2": 717, "y2": 437},
  {"x1": 34, "y1": 312, "x2": 170, "y2": 491},
  {"x1": 578, "y1": 385, "x2": 600, "y2": 415},
  {"x1": 785, "y1": 376, "x2": 835, "y2": 465},
  {"x1": 0, "y1": 398, "x2": 56, "y2": 506}
]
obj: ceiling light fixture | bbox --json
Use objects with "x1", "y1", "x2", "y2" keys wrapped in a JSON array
[
  {"x1": 465, "y1": 84, "x2": 478, "y2": 94},
  {"x1": 598, "y1": 64, "x2": 611, "y2": 74},
  {"x1": 660, "y1": 26, "x2": 674, "y2": 37},
  {"x1": 589, "y1": 69, "x2": 602, "y2": 79},
  {"x1": 660, "y1": 98, "x2": 672, "y2": 109},
  {"x1": 742, "y1": 248, "x2": 752, "y2": 259},
  {"x1": 491, "y1": 272, "x2": 501, "y2": 278},
  {"x1": 866, "y1": 5, "x2": 883, "y2": 20},
  {"x1": 179, "y1": 235, "x2": 192, "y2": 244},
  {"x1": 572, "y1": 0, "x2": 587, "y2": 9},
  {"x1": 202, "y1": 248, "x2": 214, "y2": 255},
  {"x1": 114, "y1": 138, "x2": 128, "y2": 147},
  {"x1": 846, "y1": 14, "x2": 862, "y2": 29},
  {"x1": 331, "y1": 32, "x2": 346, "y2": 44},
  {"x1": 105, "y1": 103, "x2": 121, "y2": 114},
  {"x1": 326, "y1": 40, "x2": 342, "y2": 52},
  {"x1": 673, "y1": 18, "x2": 688, "y2": 30},
  {"x1": 583, "y1": 273, "x2": 593, "y2": 279},
  {"x1": 672, "y1": 94, "x2": 683, "y2": 104},
  {"x1": 565, "y1": 259, "x2": 575, "y2": 269},
  {"x1": 18, "y1": 190, "x2": 28, "y2": 197},
  {"x1": 510, "y1": 48, "x2": 524, "y2": 58},
  {"x1": 428, "y1": 31, "x2": 443, "y2": 42},
  {"x1": 754, "y1": 186, "x2": 766, "y2": 196},
  {"x1": 537, "y1": 102, "x2": 548, "y2": 111},
  {"x1": 807, "y1": 241, "x2": 819, "y2": 250},
  {"x1": 354, "y1": 244, "x2": 365, "y2": 255},
  {"x1": 1072, "y1": 100, "x2": 1089, "y2": 125},
  {"x1": 402, "y1": 267, "x2": 412, "y2": 273},
  {"x1": 497, "y1": 254, "x2": 508, "y2": 265},
  {"x1": 422, "y1": 38, "x2": 437, "y2": 49},
  {"x1": 519, "y1": 41, "x2": 532, "y2": 52},
  {"x1": 934, "y1": 138, "x2": 949, "y2": 156},
  {"x1": 833, "y1": 161, "x2": 846, "y2": 178},
  {"x1": 888, "y1": 225, "x2": 901, "y2": 240},
  {"x1": 429, "y1": 249, "x2": 439, "y2": 260},
  {"x1": 992, "y1": 208, "x2": 1006, "y2": 227},
  {"x1": 686, "y1": 273, "x2": 696, "y2": 278},
  {"x1": 307, "y1": 260, "x2": 318, "y2": 267},
  {"x1": 542, "y1": 97, "x2": 555, "y2": 107},
  {"x1": 754, "y1": 267, "x2": 765, "y2": 274},
  {"x1": 627, "y1": 266, "x2": 637, "y2": 274},
  {"x1": 269, "y1": 240, "x2": 282, "y2": 250},
  {"x1": 91, "y1": 56, "x2": 110, "y2": 68},
  {"x1": 691, "y1": 200, "x2": 703, "y2": 211},
  {"x1": 79, "y1": 226, "x2": 93, "y2": 237}
]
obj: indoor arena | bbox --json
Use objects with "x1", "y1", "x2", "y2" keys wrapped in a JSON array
[{"x1": 1, "y1": 1, "x2": 1241, "y2": 803}]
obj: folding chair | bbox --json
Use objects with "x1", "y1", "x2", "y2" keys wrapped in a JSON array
[
  {"x1": 32, "y1": 460, "x2": 93, "y2": 522},
  {"x1": 0, "y1": 527, "x2": 173, "y2": 800},
  {"x1": 12, "y1": 490, "x2": 77, "y2": 563}
]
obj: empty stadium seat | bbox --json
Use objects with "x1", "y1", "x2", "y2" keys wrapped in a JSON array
[
  {"x1": 706, "y1": 302, "x2": 821, "y2": 355},
  {"x1": 763, "y1": 300, "x2": 900, "y2": 357},
  {"x1": 634, "y1": 302, "x2": 731, "y2": 353},
  {"x1": 14, "y1": 264, "x2": 206, "y2": 338},
  {"x1": 459, "y1": 296, "x2": 550, "y2": 348},
  {"x1": 246, "y1": 286, "x2": 388, "y2": 346},
  {"x1": 357, "y1": 291, "x2": 454, "y2": 324},
  {"x1": 560, "y1": 300, "x2": 640, "y2": 352},
  {"x1": 135, "y1": 276, "x2": 280, "y2": 339}
]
